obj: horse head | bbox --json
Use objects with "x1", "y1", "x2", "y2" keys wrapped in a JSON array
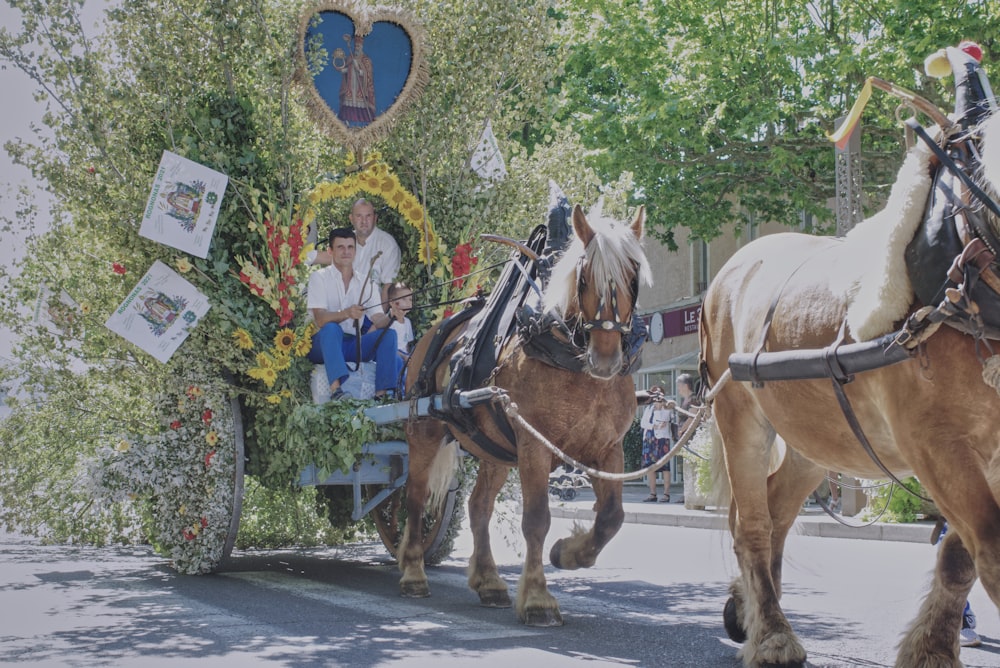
[{"x1": 544, "y1": 203, "x2": 651, "y2": 379}]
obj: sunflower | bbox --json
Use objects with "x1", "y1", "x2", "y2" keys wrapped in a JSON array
[
  {"x1": 262, "y1": 367, "x2": 278, "y2": 388},
  {"x1": 271, "y1": 352, "x2": 292, "y2": 371},
  {"x1": 205, "y1": 431, "x2": 218, "y2": 446},
  {"x1": 294, "y1": 335, "x2": 312, "y2": 357},
  {"x1": 233, "y1": 328, "x2": 254, "y2": 350},
  {"x1": 265, "y1": 394, "x2": 282, "y2": 405},
  {"x1": 273, "y1": 328, "x2": 295, "y2": 354}
]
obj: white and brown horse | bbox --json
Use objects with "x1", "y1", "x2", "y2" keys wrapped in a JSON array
[
  {"x1": 398, "y1": 203, "x2": 651, "y2": 626},
  {"x1": 701, "y1": 48, "x2": 1000, "y2": 668}
]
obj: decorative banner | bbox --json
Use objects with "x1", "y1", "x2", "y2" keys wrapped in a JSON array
[
  {"x1": 470, "y1": 119, "x2": 507, "y2": 183},
  {"x1": 33, "y1": 285, "x2": 80, "y2": 335},
  {"x1": 140, "y1": 151, "x2": 228, "y2": 259},
  {"x1": 297, "y1": 2, "x2": 429, "y2": 153},
  {"x1": 105, "y1": 260, "x2": 211, "y2": 363}
]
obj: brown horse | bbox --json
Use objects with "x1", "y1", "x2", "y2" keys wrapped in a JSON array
[
  {"x1": 398, "y1": 203, "x2": 651, "y2": 626},
  {"x1": 700, "y1": 67, "x2": 1000, "y2": 667}
]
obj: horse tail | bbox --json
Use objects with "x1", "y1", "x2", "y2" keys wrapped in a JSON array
[
  {"x1": 708, "y1": 417, "x2": 786, "y2": 510},
  {"x1": 427, "y1": 438, "x2": 461, "y2": 514},
  {"x1": 708, "y1": 417, "x2": 733, "y2": 510}
]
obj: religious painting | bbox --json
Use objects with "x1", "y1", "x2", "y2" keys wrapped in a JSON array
[{"x1": 297, "y1": 2, "x2": 429, "y2": 153}]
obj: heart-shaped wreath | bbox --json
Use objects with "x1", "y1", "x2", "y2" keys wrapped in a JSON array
[{"x1": 297, "y1": 1, "x2": 429, "y2": 154}]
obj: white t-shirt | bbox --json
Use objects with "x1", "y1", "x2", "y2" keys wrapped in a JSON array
[
  {"x1": 390, "y1": 317, "x2": 414, "y2": 354},
  {"x1": 354, "y1": 227, "x2": 401, "y2": 290},
  {"x1": 307, "y1": 266, "x2": 383, "y2": 335}
]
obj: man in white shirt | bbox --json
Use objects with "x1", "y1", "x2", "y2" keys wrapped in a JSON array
[
  {"x1": 349, "y1": 198, "x2": 400, "y2": 310},
  {"x1": 306, "y1": 227, "x2": 401, "y2": 399}
]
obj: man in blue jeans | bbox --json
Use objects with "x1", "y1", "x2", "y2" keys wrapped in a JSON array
[{"x1": 307, "y1": 227, "x2": 401, "y2": 399}]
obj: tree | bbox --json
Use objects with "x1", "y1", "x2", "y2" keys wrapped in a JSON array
[{"x1": 551, "y1": 0, "x2": 1000, "y2": 247}]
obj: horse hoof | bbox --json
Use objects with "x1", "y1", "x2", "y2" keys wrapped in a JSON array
[
  {"x1": 723, "y1": 597, "x2": 747, "y2": 644},
  {"x1": 521, "y1": 607, "x2": 564, "y2": 627},
  {"x1": 400, "y1": 582, "x2": 431, "y2": 598},
  {"x1": 478, "y1": 590, "x2": 512, "y2": 608}
]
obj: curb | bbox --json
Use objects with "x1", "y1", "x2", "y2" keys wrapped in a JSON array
[{"x1": 548, "y1": 497, "x2": 934, "y2": 545}]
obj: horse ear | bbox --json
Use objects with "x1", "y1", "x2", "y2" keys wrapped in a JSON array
[
  {"x1": 630, "y1": 205, "x2": 645, "y2": 240},
  {"x1": 572, "y1": 204, "x2": 595, "y2": 246}
]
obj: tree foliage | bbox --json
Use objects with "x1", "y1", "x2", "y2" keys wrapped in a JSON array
[{"x1": 551, "y1": 0, "x2": 1000, "y2": 246}]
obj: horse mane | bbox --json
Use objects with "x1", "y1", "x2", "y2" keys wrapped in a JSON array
[
  {"x1": 542, "y1": 209, "x2": 652, "y2": 316},
  {"x1": 978, "y1": 111, "x2": 1000, "y2": 234}
]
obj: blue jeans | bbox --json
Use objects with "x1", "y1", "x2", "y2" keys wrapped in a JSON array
[{"x1": 307, "y1": 321, "x2": 401, "y2": 393}]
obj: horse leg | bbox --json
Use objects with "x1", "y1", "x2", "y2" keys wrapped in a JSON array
[
  {"x1": 550, "y1": 448, "x2": 624, "y2": 570},
  {"x1": 398, "y1": 421, "x2": 446, "y2": 598},
  {"x1": 725, "y1": 445, "x2": 824, "y2": 649},
  {"x1": 466, "y1": 459, "x2": 512, "y2": 608},
  {"x1": 516, "y1": 449, "x2": 563, "y2": 626},
  {"x1": 717, "y1": 399, "x2": 807, "y2": 668},
  {"x1": 895, "y1": 529, "x2": 974, "y2": 668}
]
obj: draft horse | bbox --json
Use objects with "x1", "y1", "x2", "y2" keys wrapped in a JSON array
[
  {"x1": 701, "y1": 45, "x2": 1000, "y2": 667},
  {"x1": 398, "y1": 203, "x2": 651, "y2": 626}
]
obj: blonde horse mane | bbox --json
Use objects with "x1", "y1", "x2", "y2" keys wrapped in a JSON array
[{"x1": 543, "y1": 205, "x2": 652, "y2": 316}]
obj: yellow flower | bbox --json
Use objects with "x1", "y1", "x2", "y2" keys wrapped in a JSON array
[
  {"x1": 115, "y1": 439, "x2": 131, "y2": 453},
  {"x1": 271, "y1": 352, "x2": 292, "y2": 371},
  {"x1": 259, "y1": 367, "x2": 277, "y2": 388},
  {"x1": 233, "y1": 328, "x2": 254, "y2": 350},
  {"x1": 280, "y1": 389, "x2": 293, "y2": 398},
  {"x1": 294, "y1": 335, "x2": 312, "y2": 357},
  {"x1": 175, "y1": 257, "x2": 193, "y2": 273},
  {"x1": 80, "y1": 302, "x2": 92, "y2": 315},
  {"x1": 179, "y1": 504, "x2": 187, "y2": 515},
  {"x1": 273, "y1": 328, "x2": 295, "y2": 354},
  {"x1": 304, "y1": 322, "x2": 318, "y2": 338},
  {"x1": 379, "y1": 175, "x2": 398, "y2": 195},
  {"x1": 265, "y1": 394, "x2": 282, "y2": 405},
  {"x1": 206, "y1": 431, "x2": 218, "y2": 446},
  {"x1": 255, "y1": 351, "x2": 275, "y2": 368}
]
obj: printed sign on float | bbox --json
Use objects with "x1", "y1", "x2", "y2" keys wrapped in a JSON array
[
  {"x1": 139, "y1": 151, "x2": 228, "y2": 258},
  {"x1": 105, "y1": 260, "x2": 211, "y2": 363}
]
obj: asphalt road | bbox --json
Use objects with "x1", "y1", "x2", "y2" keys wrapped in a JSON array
[{"x1": 1, "y1": 511, "x2": 998, "y2": 668}]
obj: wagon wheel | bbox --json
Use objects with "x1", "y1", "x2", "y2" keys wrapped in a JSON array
[
  {"x1": 367, "y1": 480, "x2": 464, "y2": 565},
  {"x1": 216, "y1": 392, "x2": 246, "y2": 570}
]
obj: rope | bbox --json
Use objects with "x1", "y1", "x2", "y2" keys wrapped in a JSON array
[{"x1": 498, "y1": 394, "x2": 713, "y2": 482}]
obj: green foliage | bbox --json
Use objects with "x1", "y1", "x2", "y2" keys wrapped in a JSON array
[
  {"x1": 863, "y1": 476, "x2": 938, "y2": 524},
  {"x1": 551, "y1": 0, "x2": 1000, "y2": 245},
  {"x1": 236, "y1": 478, "x2": 363, "y2": 549}
]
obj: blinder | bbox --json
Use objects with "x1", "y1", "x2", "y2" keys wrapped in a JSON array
[
  {"x1": 576, "y1": 260, "x2": 641, "y2": 335},
  {"x1": 905, "y1": 120, "x2": 1000, "y2": 339}
]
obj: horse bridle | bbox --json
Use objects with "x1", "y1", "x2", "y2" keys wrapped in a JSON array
[{"x1": 575, "y1": 259, "x2": 640, "y2": 335}]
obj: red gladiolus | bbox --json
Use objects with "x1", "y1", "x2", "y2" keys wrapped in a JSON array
[
  {"x1": 205, "y1": 450, "x2": 216, "y2": 467},
  {"x1": 169, "y1": 420, "x2": 182, "y2": 430},
  {"x1": 451, "y1": 242, "x2": 477, "y2": 289},
  {"x1": 182, "y1": 529, "x2": 196, "y2": 541},
  {"x1": 200, "y1": 517, "x2": 208, "y2": 529},
  {"x1": 111, "y1": 262, "x2": 127, "y2": 275},
  {"x1": 201, "y1": 409, "x2": 212, "y2": 424}
]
